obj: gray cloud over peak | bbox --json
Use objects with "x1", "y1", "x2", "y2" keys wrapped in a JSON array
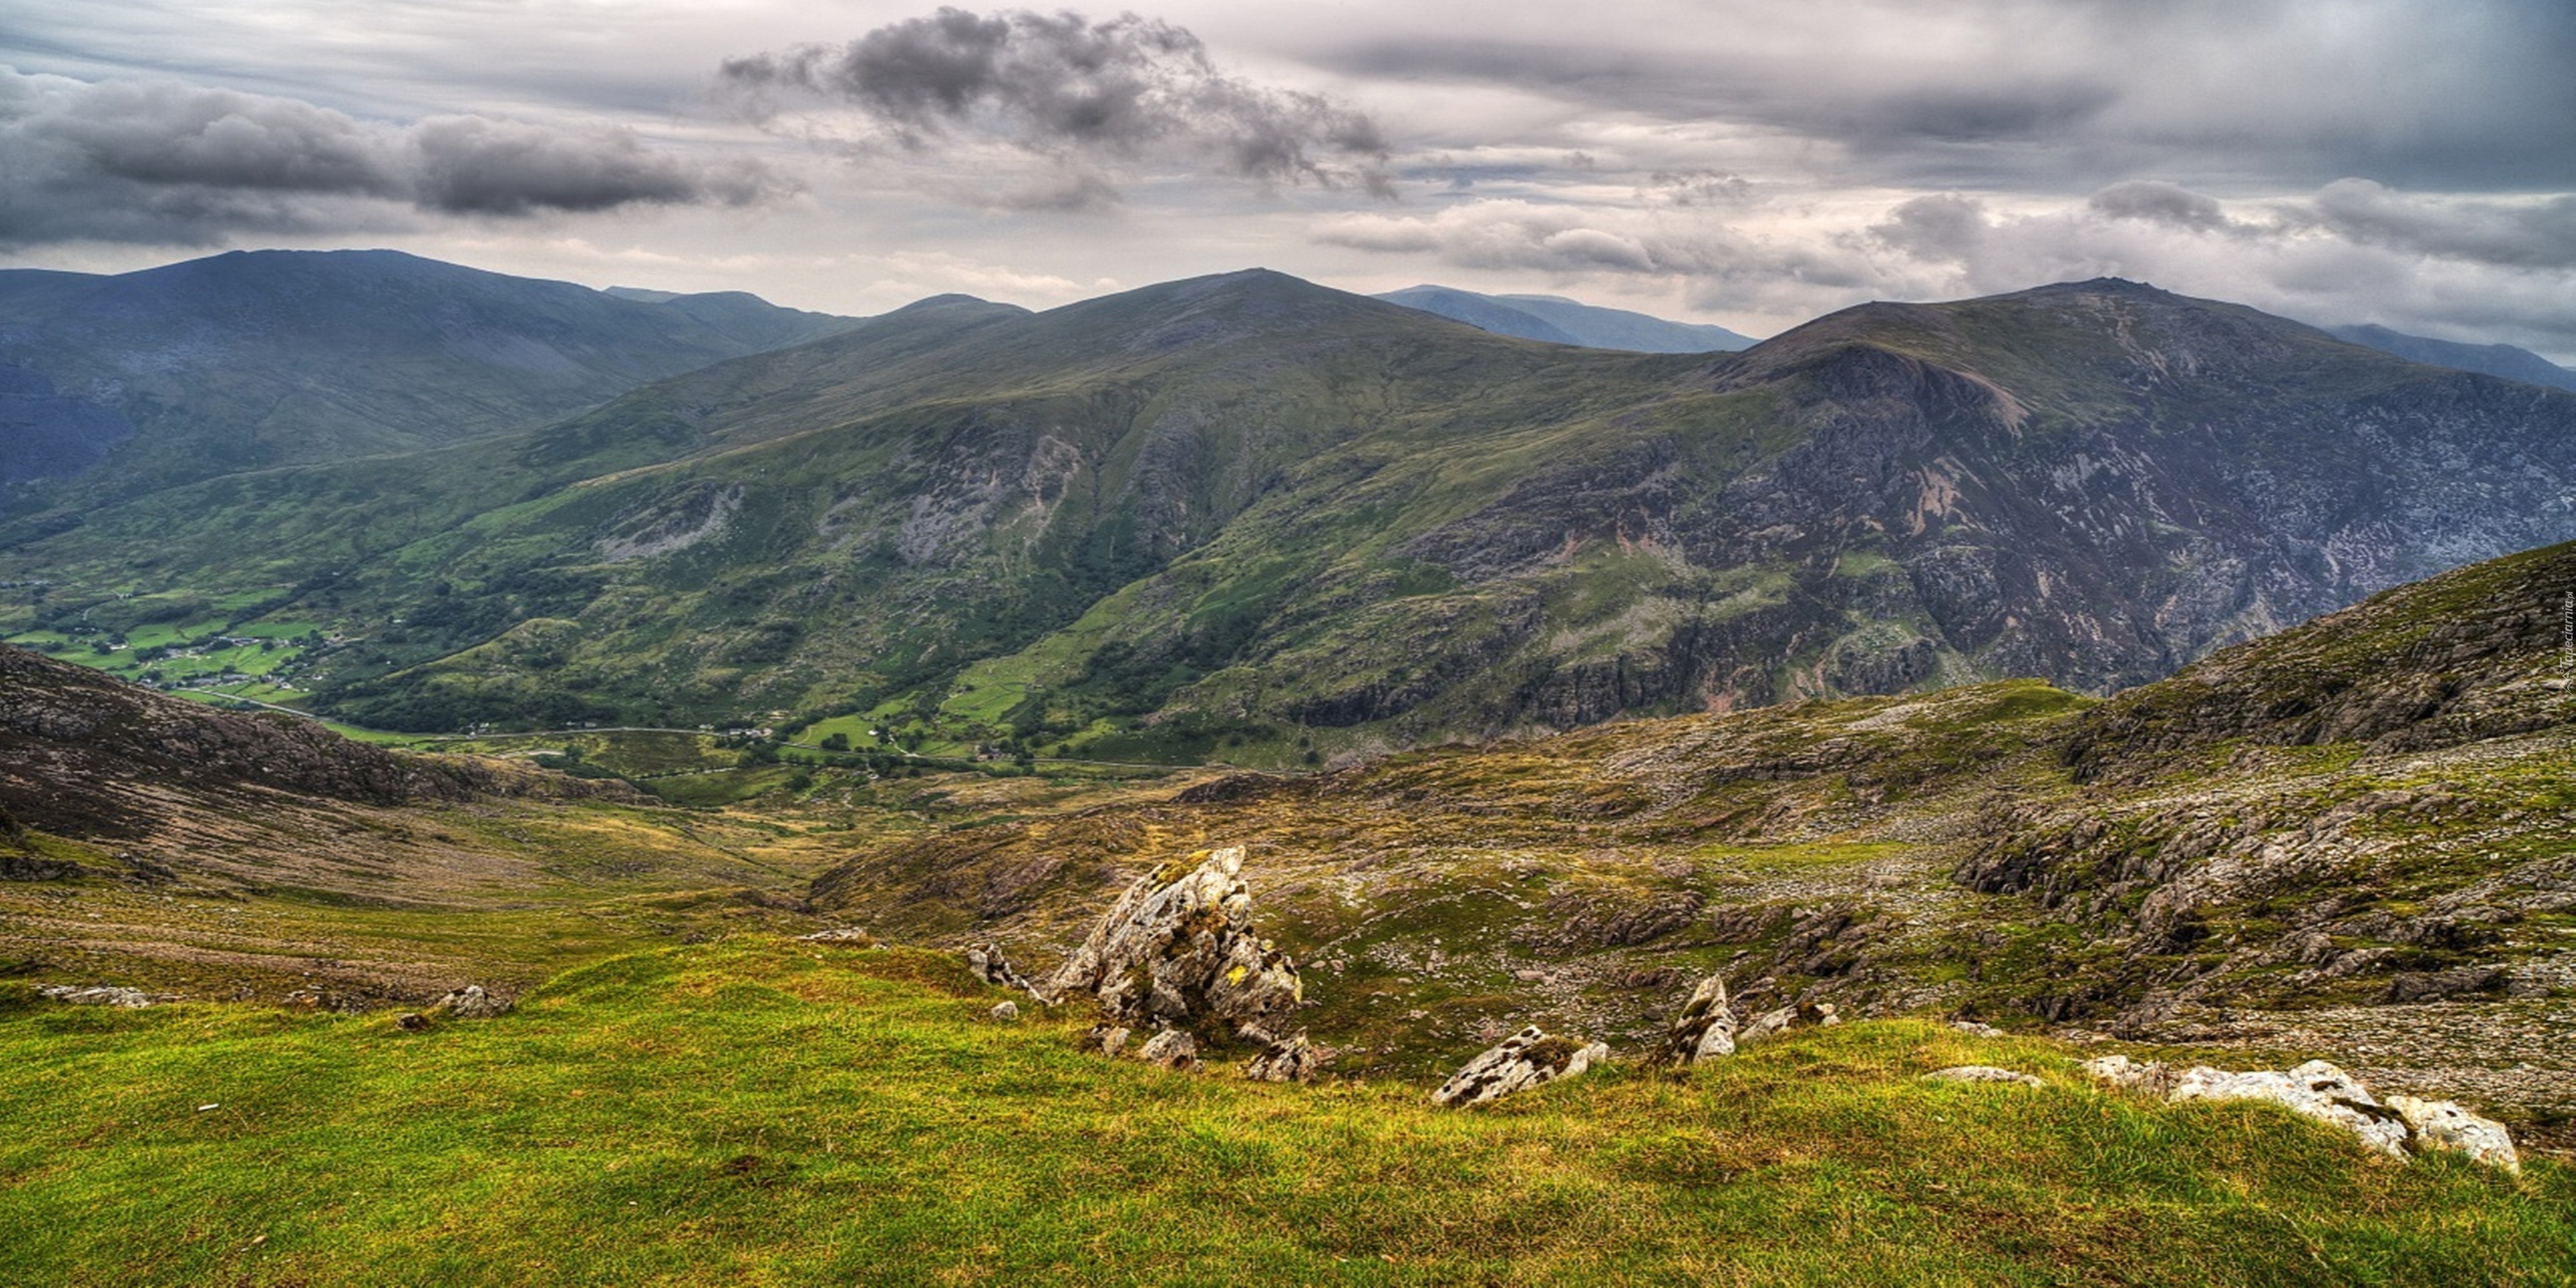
[
  {"x1": 0, "y1": 66, "x2": 781, "y2": 247},
  {"x1": 719, "y1": 7, "x2": 1390, "y2": 204}
]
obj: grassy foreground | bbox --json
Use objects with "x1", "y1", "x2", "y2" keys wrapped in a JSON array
[{"x1": 2, "y1": 943, "x2": 2568, "y2": 1286}]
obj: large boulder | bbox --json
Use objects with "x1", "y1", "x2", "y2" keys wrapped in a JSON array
[
  {"x1": 1649, "y1": 974, "x2": 1737, "y2": 1066},
  {"x1": 2168, "y1": 1060, "x2": 2409, "y2": 1159},
  {"x1": 1432, "y1": 1026, "x2": 1609, "y2": 1108},
  {"x1": 1044, "y1": 846, "x2": 1304, "y2": 1045}
]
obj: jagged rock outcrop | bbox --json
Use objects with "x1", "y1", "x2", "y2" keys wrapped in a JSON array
[
  {"x1": 2082, "y1": 1056, "x2": 2519, "y2": 1170},
  {"x1": 1649, "y1": 974, "x2": 1738, "y2": 1066},
  {"x1": 1924, "y1": 1065, "x2": 2043, "y2": 1088},
  {"x1": 1432, "y1": 1026, "x2": 1609, "y2": 1108},
  {"x1": 1136, "y1": 1028, "x2": 1199, "y2": 1072},
  {"x1": 1043, "y1": 846, "x2": 1305, "y2": 1045}
]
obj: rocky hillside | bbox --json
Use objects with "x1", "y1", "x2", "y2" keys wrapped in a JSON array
[
  {"x1": 805, "y1": 541, "x2": 2576, "y2": 1132},
  {"x1": 0, "y1": 643, "x2": 632, "y2": 884},
  {"x1": 8, "y1": 271, "x2": 2575, "y2": 762}
]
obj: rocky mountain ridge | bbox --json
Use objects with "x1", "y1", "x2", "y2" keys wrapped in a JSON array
[{"x1": 6, "y1": 263, "x2": 2574, "y2": 770}]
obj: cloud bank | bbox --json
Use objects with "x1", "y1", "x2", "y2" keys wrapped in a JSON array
[
  {"x1": 719, "y1": 7, "x2": 1389, "y2": 208},
  {"x1": 0, "y1": 66, "x2": 777, "y2": 247}
]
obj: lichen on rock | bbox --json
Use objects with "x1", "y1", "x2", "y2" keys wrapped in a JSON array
[{"x1": 1044, "y1": 846, "x2": 1305, "y2": 1045}]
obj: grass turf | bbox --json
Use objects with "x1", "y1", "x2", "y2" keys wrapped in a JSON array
[{"x1": 2, "y1": 942, "x2": 2567, "y2": 1285}]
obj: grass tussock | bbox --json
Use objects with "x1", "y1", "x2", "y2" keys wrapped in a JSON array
[{"x1": 1, "y1": 940, "x2": 2566, "y2": 1285}]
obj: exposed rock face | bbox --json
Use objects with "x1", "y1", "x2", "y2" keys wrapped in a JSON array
[
  {"x1": 1432, "y1": 1026, "x2": 1609, "y2": 1108},
  {"x1": 1244, "y1": 1034, "x2": 1325, "y2": 1084},
  {"x1": 1650, "y1": 974, "x2": 1738, "y2": 1066},
  {"x1": 2387, "y1": 1095, "x2": 2521, "y2": 1175},
  {"x1": 1043, "y1": 846, "x2": 1304, "y2": 1045},
  {"x1": 1924, "y1": 1065, "x2": 2043, "y2": 1088},
  {"x1": 1137, "y1": 1028, "x2": 1199, "y2": 1072}
]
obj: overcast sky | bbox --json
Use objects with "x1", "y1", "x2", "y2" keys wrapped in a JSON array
[{"x1": 5, "y1": 1, "x2": 2573, "y2": 357}]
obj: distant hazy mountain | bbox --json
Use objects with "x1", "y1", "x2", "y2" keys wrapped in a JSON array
[
  {"x1": 2326, "y1": 323, "x2": 2576, "y2": 392},
  {"x1": 1374, "y1": 284, "x2": 1757, "y2": 352},
  {"x1": 0, "y1": 249, "x2": 857, "y2": 498}
]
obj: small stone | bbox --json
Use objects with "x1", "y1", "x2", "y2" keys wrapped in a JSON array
[
  {"x1": 428, "y1": 985, "x2": 509, "y2": 1020},
  {"x1": 1137, "y1": 1028, "x2": 1199, "y2": 1072},
  {"x1": 1245, "y1": 1033, "x2": 1326, "y2": 1083},
  {"x1": 2387, "y1": 1095, "x2": 2520, "y2": 1175},
  {"x1": 1513, "y1": 969, "x2": 1548, "y2": 982},
  {"x1": 1924, "y1": 1065, "x2": 2043, "y2": 1088},
  {"x1": 990, "y1": 1001, "x2": 1019, "y2": 1022},
  {"x1": 964, "y1": 942, "x2": 1046, "y2": 1000},
  {"x1": 395, "y1": 1012, "x2": 431, "y2": 1032},
  {"x1": 1736, "y1": 1006, "x2": 1795, "y2": 1047},
  {"x1": 799, "y1": 927, "x2": 878, "y2": 945},
  {"x1": 1079, "y1": 1023, "x2": 1132, "y2": 1057},
  {"x1": 1432, "y1": 1026, "x2": 1609, "y2": 1108},
  {"x1": 1950, "y1": 1020, "x2": 2004, "y2": 1037}
]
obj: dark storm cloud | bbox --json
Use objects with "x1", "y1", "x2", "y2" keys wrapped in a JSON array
[
  {"x1": 719, "y1": 7, "x2": 1390, "y2": 200},
  {"x1": 1314, "y1": 1, "x2": 2576, "y2": 193},
  {"x1": 2304, "y1": 180, "x2": 2576, "y2": 271},
  {"x1": 2087, "y1": 180, "x2": 2233, "y2": 232},
  {"x1": 0, "y1": 67, "x2": 778, "y2": 247}
]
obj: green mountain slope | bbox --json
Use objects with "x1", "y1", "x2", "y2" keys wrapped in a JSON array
[
  {"x1": 0, "y1": 249, "x2": 855, "y2": 502},
  {"x1": 7, "y1": 271, "x2": 2575, "y2": 762}
]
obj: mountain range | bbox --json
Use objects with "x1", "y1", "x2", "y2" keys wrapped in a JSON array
[
  {"x1": 0, "y1": 249, "x2": 853, "y2": 500},
  {"x1": 5, "y1": 253, "x2": 2575, "y2": 772},
  {"x1": 1372, "y1": 284, "x2": 1759, "y2": 352}
]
